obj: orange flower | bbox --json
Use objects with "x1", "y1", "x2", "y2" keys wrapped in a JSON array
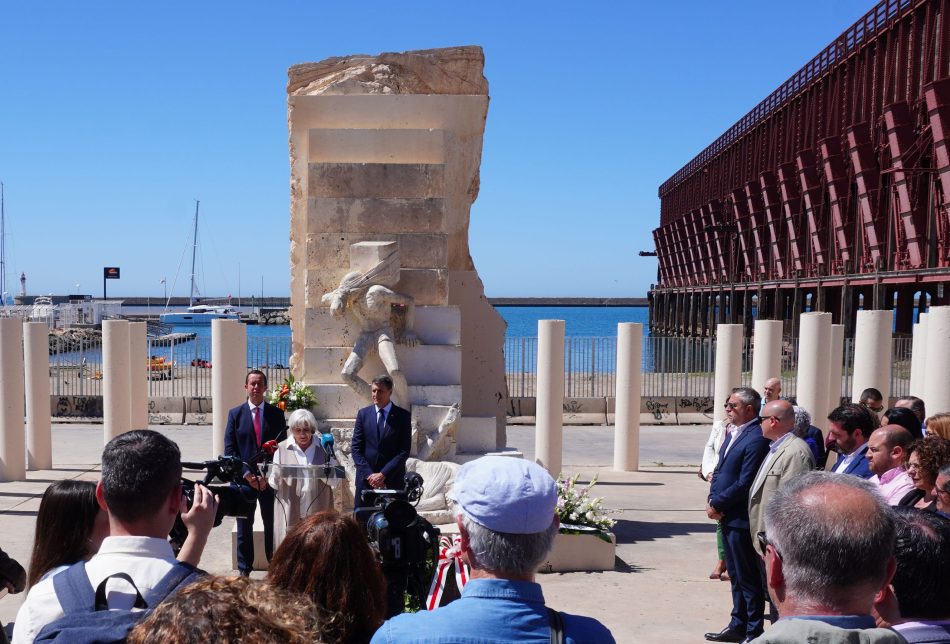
[{"x1": 278, "y1": 401, "x2": 287, "y2": 411}]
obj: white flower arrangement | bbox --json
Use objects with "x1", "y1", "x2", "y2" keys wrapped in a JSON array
[{"x1": 555, "y1": 473, "x2": 616, "y2": 541}]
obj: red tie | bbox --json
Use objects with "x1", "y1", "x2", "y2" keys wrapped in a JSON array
[{"x1": 252, "y1": 406, "x2": 262, "y2": 446}]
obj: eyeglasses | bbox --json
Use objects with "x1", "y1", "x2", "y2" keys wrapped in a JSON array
[
  {"x1": 906, "y1": 462, "x2": 921, "y2": 473},
  {"x1": 759, "y1": 415, "x2": 780, "y2": 423},
  {"x1": 863, "y1": 402, "x2": 884, "y2": 412},
  {"x1": 724, "y1": 402, "x2": 740, "y2": 409},
  {"x1": 756, "y1": 531, "x2": 783, "y2": 560}
]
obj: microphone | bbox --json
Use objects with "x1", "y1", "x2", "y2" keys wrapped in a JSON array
[{"x1": 320, "y1": 433, "x2": 336, "y2": 478}]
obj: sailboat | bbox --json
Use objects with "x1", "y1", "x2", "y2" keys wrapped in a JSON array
[{"x1": 159, "y1": 201, "x2": 240, "y2": 325}]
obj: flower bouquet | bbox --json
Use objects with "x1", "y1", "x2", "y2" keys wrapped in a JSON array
[
  {"x1": 265, "y1": 373, "x2": 318, "y2": 412},
  {"x1": 555, "y1": 474, "x2": 616, "y2": 543}
]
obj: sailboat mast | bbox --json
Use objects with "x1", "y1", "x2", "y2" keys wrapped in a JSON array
[
  {"x1": 1, "y1": 182, "x2": 6, "y2": 308},
  {"x1": 189, "y1": 200, "x2": 199, "y2": 307}
]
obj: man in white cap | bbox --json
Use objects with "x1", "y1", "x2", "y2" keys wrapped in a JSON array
[{"x1": 371, "y1": 455, "x2": 615, "y2": 643}]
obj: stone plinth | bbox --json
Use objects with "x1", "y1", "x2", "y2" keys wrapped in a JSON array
[
  {"x1": 288, "y1": 46, "x2": 507, "y2": 455},
  {"x1": 538, "y1": 532, "x2": 617, "y2": 573}
]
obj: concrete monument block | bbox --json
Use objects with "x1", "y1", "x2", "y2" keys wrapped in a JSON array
[
  {"x1": 0, "y1": 318, "x2": 26, "y2": 481},
  {"x1": 713, "y1": 325, "x2": 743, "y2": 423},
  {"x1": 307, "y1": 197, "x2": 446, "y2": 235},
  {"x1": 851, "y1": 310, "x2": 892, "y2": 404},
  {"x1": 289, "y1": 46, "x2": 506, "y2": 461}
]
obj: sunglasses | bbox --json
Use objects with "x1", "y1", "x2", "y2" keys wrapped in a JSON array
[
  {"x1": 723, "y1": 402, "x2": 740, "y2": 409},
  {"x1": 759, "y1": 415, "x2": 780, "y2": 423},
  {"x1": 756, "y1": 531, "x2": 783, "y2": 560}
]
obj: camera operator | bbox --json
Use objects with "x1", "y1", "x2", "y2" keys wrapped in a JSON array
[
  {"x1": 224, "y1": 369, "x2": 286, "y2": 576},
  {"x1": 13, "y1": 430, "x2": 217, "y2": 644},
  {"x1": 371, "y1": 456, "x2": 615, "y2": 643}
]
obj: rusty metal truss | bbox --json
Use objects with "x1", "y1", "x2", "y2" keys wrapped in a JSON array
[{"x1": 653, "y1": 0, "x2": 950, "y2": 288}]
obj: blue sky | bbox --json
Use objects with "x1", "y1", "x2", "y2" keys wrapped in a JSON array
[{"x1": 0, "y1": 1, "x2": 867, "y2": 299}]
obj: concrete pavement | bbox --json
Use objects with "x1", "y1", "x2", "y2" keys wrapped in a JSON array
[{"x1": 0, "y1": 423, "x2": 734, "y2": 643}]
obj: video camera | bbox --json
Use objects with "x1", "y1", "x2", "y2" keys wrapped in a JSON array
[
  {"x1": 356, "y1": 472, "x2": 440, "y2": 617},
  {"x1": 168, "y1": 454, "x2": 262, "y2": 552}
]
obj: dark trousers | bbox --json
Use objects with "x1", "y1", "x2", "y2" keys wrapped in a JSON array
[
  {"x1": 235, "y1": 487, "x2": 273, "y2": 573},
  {"x1": 722, "y1": 524, "x2": 764, "y2": 639}
]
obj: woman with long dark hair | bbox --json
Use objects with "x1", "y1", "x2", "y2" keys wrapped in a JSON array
[
  {"x1": 268, "y1": 511, "x2": 386, "y2": 644},
  {"x1": 26, "y1": 480, "x2": 107, "y2": 587}
]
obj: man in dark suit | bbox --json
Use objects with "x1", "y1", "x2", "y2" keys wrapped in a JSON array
[
  {"x1": 827, "y1": 403, "x2": 875, "y2": 479},
  {"x1": 705, "y1": 386, "x2": 771, "y2": 643},
  {"x1": 352, "y1": 374, "x2": 411, "y2": 510},
  {"x1": 224, "y1": 369, "x2": 286, "y2": 576}
]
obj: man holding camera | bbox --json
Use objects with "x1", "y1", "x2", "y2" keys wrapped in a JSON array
[
  {"x1": 352, "y1": 374, "x2": 411, "y2": 510},
  {"x1": 13, "y1": 430, "x2": 216, "y2": 644},
  {"x1": 224, "y1": 369, "x2": 286, "y2": 576}
]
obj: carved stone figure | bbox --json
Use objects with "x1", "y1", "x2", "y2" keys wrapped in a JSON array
[{"x1": 321, "y1": 247, "x2": 418, "y2": 408}]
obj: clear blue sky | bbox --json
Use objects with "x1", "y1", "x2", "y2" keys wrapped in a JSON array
[{"x1": 0, "y1": 1, "x2": 867, "y2": 299}]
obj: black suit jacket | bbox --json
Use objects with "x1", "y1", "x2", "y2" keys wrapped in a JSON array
[
  {"x1": 352, "y1": 403, "x2": 411, "y2": 488},
  {"x1": 709, "y1": 421, "x2": 770, "y2": 529},
  {"x1": 224, "y1": 400, "x2": 286, "y2": 476}
]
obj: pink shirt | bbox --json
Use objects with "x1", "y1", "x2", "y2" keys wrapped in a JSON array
[{"x1": 870, "y1": 467, "x2": 916, "y2": 505}]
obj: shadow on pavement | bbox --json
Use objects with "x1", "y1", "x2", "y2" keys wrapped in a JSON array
[{"x1": 613, "y1": 518, "x2": 717, "y2": 544}]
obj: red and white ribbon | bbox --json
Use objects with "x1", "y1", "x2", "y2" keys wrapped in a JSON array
[{"x1": 425, "y1": 534, "x2": 469, "y2": 610}]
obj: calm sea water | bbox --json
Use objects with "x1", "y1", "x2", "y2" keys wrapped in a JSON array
[{"x1": 171, "y1": 306, "x2": 650, "y2": 340}]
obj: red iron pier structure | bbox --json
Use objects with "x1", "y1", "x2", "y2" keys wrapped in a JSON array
[{"x1": 649, "y1": 0, "x2": 950, "y2": 338}]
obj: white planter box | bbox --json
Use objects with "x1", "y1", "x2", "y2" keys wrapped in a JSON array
[{"x1": 538, "y1": 531, "x2": 616, "y2": 573}]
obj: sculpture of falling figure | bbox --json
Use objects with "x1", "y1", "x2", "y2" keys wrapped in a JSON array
[
  {"x1": 322, "y1": 243, "x2": 461, "y2": 459},
  {"x1": 322, "y1": 245, "x2": 416, "y2": 408}
]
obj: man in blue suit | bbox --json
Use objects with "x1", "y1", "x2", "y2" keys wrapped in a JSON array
[
  {"x1": 352, "y1": 374, "x2": 411, "y2": 510},
  {"x1": 827, "y1": 403, "x2": 875, "y2": 479},
  {"x1": 705, "y1": 387, "x2": 771, "y2": 643},
  {"x1": 224, "y1": 369, "x2": 286, "y2": 576}
]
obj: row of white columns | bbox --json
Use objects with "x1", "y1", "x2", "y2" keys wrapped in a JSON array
[
  {"x1": 0, "y1": 318, "x2": 252, "y2": 482},
  {"x1": 712, "y1": 305, "x2": 950, "y2": 435},
  {"x1": 535, "y1": 321, "x2": 643, "y2": 474}
]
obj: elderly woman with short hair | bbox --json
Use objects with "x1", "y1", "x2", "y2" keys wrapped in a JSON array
[{"x1": 267, "y1": 409, "x2": 336, "y2": 547}]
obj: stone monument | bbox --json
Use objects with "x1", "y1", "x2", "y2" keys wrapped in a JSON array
[{"x1": 287, "y1": 47, "x2": 508, "y2": 511}]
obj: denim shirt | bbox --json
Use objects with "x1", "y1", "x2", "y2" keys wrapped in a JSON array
[{"x1": 371, "y1": 578, "x2": 615, "y2": 644}]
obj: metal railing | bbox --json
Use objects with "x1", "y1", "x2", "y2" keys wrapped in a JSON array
[
  {"x1": 504, "y1": 335, "x2": 915, "y2": 400},
  {"x1": 49, "y1": 335, "x2": 292, "y2": 399}
]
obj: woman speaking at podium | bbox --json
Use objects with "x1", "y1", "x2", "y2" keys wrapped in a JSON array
[{"x1": 267, "y1": 409, "x2": 336, "y2": 546}]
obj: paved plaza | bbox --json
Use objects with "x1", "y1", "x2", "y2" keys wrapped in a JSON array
[{"x1": 0, "y1": 422, "x2": 732, "y2": 643}]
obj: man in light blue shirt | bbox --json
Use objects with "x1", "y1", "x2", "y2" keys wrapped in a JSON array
[{"x1": 371, "y1": 456, "x2": 615, "y2": 643}]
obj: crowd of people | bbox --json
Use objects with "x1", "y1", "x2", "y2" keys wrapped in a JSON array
[
  {"x1": 1, "y1": 370, "x2": 615, "y2": 644},
  {"x1": 703, "y1": 381, "x2": 950, "y2": 643}
]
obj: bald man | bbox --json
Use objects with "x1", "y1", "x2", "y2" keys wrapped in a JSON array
[
  {"x1": 865, "y1": 426, "x2": 916, "y2": 505},
  {"x1": 763, "y1": 378, "x2": 782, "y2": 403},
  {"x1": 749, "y1": 400, "x2": 815, "y2": 557}
]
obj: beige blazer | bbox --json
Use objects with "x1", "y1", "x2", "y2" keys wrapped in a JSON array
[{"x1": 748, "y1": 434, "x2": 815, "y2": 554}]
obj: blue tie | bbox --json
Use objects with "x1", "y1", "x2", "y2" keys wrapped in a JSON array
[{"x1": 377, "y1": 408, "x2": 386, "y2": 442}]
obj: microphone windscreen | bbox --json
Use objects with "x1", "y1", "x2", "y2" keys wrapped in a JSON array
[{"x1": 320, "y1": 433, "x2": 334, "y2": 447}]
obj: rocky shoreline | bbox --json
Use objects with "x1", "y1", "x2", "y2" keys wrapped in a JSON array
[{"x1": 49, "y1": 328, "x2": 101, "y2": 353}]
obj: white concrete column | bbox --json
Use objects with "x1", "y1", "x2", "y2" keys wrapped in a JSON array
[
  {"x1": 613, "y1": 323, "x2": 642, "y2": 472},
  {"x1": 827, "y1": 324, "x2": 845, "y2": 416},
  {"x1": 24, "y1": 322, "x2": 51, "y2": 470},
  {"x1": 103, "y1": 320, "x2": 132, "y2": 443},
  {"x1": 129, "y1": 322, "x2": 149, "y2": 429},
  {"x1": 751, "y1": 319, "x2": 783, "y2": 393},
  {"x1": 713, "y1": 324, "x2": 743, "y2": 423},
  {"x1": 796, "y1": 312, "x2": 832, "y2": 432},
  {"x1": 0, "y1": 318, "x2": 26, "y2": 481},
  {"x1": 909, "y1": 313, "x2": 928, "y2": 398},
  {"x1": 212, "y1": 319, "x2": 247, "y2": 458},
  {"x1": 923, "y1": 306, "x2": 950, "y2": 415},
  {"x1": 851, "y1": 310, "x2": 892, "y2": 404},
  {"x1": 535, "y1": 319, "x2": 564, "y2": 475}
]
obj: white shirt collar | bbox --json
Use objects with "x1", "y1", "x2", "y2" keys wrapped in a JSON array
[
  {"x1": 375, "y1": 401, "x2": 393, "y2": 415},
  {"x1": 247, "y1": 400, "x2": 263, "y2": 412},
  {"x1": 95, "y1": 536, "x2": 176, "y2": 559}
]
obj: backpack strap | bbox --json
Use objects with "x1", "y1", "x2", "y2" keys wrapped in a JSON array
[
  {"x1": 142, "y1": 562, "x2": 203, "y2": 607},
  {"x1": 51, "y1": 562, "x2": 96, "y2": 615},
  {"x1": 93, "y1": 573, "x2": 147, "y2": 611},
  {"x1": 547, "y1": 608, "x2": 565, "y2": 644}
]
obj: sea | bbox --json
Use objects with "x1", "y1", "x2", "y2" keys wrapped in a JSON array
[{"x1": 171, "y1": 306, "x2": 651, "y2": 341}]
